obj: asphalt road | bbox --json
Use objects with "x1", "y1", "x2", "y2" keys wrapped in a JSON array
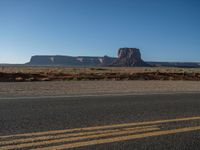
[{"x1": 1, "y1": 93, "x2": 200, "y2": 150}]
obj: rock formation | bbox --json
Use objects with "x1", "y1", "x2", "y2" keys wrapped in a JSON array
[
  {"x1": 27, "y1": 48, "x2": 148, "y2": 67},
  {"x1": 112, "y1": 48, "x2": 149, "y2": 67},
  {"x1": 27, "y1": 55, "x2": 116, "y2": 66},
  {"x1": 26, "y1": 48, "x2": 200, "y2": 68}
]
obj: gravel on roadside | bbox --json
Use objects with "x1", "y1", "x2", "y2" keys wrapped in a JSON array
[{"x1": 0, "y1": 81, "x2": 200, "y2": 98}]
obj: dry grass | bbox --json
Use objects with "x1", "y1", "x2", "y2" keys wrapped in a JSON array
[{"x1": 0, "y1": 66, "x2": 200, "y2": 82}]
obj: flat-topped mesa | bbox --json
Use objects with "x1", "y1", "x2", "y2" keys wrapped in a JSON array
[
  {"x1": 27, "y1": 55, "x2": 116, "y2": 66},
  {"x1": 112, "y1": 48, "x2": 149, "y2": 67}
]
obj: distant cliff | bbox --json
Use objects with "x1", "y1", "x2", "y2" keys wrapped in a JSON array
[
  {"x1": 26, "y1": 48, "x2": 200, "y2": 68},
  {"x1": 147, "y1": 61, "x2": 200, "y2": 68},
  {"x1": 27, "y1": 48, "x2": 148, "y2": 67},
  {"x1": 27, "y1": 55, "x2": 116, "y2": 66},
  {"x1": 112, "y1": 48, "x2": 149, "y2": 67}
]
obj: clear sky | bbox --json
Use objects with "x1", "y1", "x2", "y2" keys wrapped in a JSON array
[{"x1": 0, "y1": 0, "x2": 200, "y2": 63}]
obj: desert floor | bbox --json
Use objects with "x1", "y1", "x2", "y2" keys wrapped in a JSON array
[{"x1": 0, "y1": 80, "x2": 200, "y2": 97}]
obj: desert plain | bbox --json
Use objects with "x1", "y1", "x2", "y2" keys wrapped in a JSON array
[{"x1": 0, "y1": 66, "x2": 200, "y2": 97}]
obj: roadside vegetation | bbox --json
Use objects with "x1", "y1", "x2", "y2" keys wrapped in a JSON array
[{"x1": 0, "y1": 66, "x2": 200, "y2": 82}]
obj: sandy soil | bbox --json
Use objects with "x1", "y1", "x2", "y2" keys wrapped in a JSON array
[{"x1": 0, "y1": 81, "x2": 200, "y2": 98}]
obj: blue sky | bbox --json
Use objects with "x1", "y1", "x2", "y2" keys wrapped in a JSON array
[{"x1": 0, "y1": 0, "x2": 200, "y2": 63}]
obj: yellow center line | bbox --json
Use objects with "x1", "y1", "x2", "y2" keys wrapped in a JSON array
[
  {"x1": 0, "y1": 127, "x2": 159, "y2": 150},
  {"x1": 0, "y1": 125, "x2": 156, "y2": 146},
  {"x1": 1, "y1": 116, "x2": 200, "y2": 140},
  {"x1": 33, "y1": 125, "x2": 200, "y2": 150}
]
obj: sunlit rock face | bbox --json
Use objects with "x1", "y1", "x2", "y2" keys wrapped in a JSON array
[{"x1": 112, "y1": 48, "x2": 149, "y2": 67}]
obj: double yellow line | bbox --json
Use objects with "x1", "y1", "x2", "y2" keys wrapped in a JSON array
[{"x1": 1, "y1": 116, "x2": 200, "y2": 150}]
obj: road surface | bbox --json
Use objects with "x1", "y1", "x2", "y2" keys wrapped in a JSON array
[{"x1": 1, "y1": 93, "x2": 200, "y2": 149}]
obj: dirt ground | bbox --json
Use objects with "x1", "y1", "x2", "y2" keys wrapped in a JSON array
[
  {"x1": 0, "y1": 81, "x2": 200, "y2": 98},
  {"x1": 0, "y1": 67, "x2": 200, "y2": 97}
]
